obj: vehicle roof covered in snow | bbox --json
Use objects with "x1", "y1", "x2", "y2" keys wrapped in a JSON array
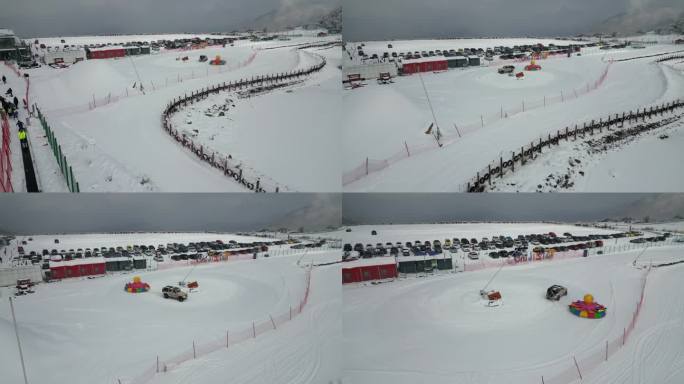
[
  {"x1": 343, "y1": 257, "x2": 397, "y2": 268},
  {"x1": 87, "y1": 45, "x2": 126, "y2": 52},
  {"x1": 402, "y1": 56, "x2": 447, "y2": 65},
  {"x1": 49, "y1": 257, "x2": 106, "y2": 268}
]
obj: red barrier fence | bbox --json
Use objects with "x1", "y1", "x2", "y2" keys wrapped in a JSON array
[
  {"x1": 542, "y1": 266, "x2": 650, "y2": 384},
  {"x1": 128, "y1": 265, "x2": 313, "y2": 384},
  {"x1": 0, "y1": 112, "x2": 12, "y2": 192}
]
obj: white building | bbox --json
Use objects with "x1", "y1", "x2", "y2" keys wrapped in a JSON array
[{"x1": 40, "y1": 47, "x2": 86, "y2": 65}]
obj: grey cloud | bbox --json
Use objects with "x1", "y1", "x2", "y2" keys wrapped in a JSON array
[
  {"x1": 0, "y1": 194, "x2": 341, "y2": 235},
  {"x1": 343, "y1": 0, "x2": 683, "y2": 41},
  {"x1": 0, "y1": 0, "x2": 337, "y2": 38},
  {"x1": 342, "y1": 194, "x2": 684, "y2": 225}
]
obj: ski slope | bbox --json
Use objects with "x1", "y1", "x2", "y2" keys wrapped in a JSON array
[
  {"x1": 341, "y1": 223, "x2": 684, "y2": 384},
  {"x1": 342, "y1": 39, "x2": 684, "y2": 192},
  {"x1": 0, "y1": 232, "x2": 341, "y2": 384},
  {"x1": 17, "y1": 33, "x2": 340, "y2": 192}
]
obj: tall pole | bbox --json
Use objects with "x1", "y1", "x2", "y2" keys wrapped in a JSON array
[
  {"x1": 418, "y1": 73, "x2": 441, "y2": 145},
  {"x1": 9, "y1": 297, "x2": 29, "y2": 384}
]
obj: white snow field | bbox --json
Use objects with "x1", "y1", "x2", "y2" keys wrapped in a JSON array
[
  {"x1": 0, "y1": 233, "x2": 341, "y2": 384},
  {"x1": 341, "y1": 223, "x2": 684, "y2": 384},
  {"x1": 342, "y1": 38, "x2": 684, "y2": 192},
  {"x1": 6, "y1": 31, "x2": 340, "y2": 192}
]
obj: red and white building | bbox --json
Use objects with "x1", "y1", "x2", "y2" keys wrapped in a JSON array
[
  {"x1": 86, "y1": 46, "x2": 126, "y2": 60},
  {"x1": 48, "y1": 257, "x2": 106, "y2": 280},
  {"x1": 342, "y1": 257, "x2": 397, "y2": 284},
  {"x1": 401, "y1": 57, "x2": 448, "y2": 75}
]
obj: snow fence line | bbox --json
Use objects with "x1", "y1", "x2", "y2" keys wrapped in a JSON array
[
  {"x1": 86, "y1": 49, "x2": 259, "y2": 112},
  {"x1": 541, "y1": 264, "x2": 650, "y2": 384},
  {"x1": 126, "y1": 265, "x2": 313, "y2": 384},
  {"x1": 0, "y1": 111, "x2": 13, "y2": 192},
  {"x1": 654, "y1": 54, "x2": 684, "y2": 63},
  {"x1": 342, "y1": 61, "x2": 613, "y2": 187},
  {"x1": 465, "y1": 99, "x2": 684, "y2": 192},
  {"x1": 613, "y1": 48, "x2": 684, "y2": 62},
  {"x1": 161, "y1": 51, "x2": 328, "y2": 193},
  {"x1": 33, "y1": 105, "x2": 80, "y2": 192},
  {"x1": 402, "y1": 242, "x2": 679, "y2": 384}
]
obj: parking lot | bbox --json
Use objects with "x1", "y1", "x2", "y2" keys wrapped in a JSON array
[{"x1": 343, "y1": 226, "x2": 677, "y2": 263}]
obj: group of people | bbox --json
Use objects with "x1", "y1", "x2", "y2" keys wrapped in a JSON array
[{"x1": 1, "y1": 73, "x2": 28, "y2": 148}]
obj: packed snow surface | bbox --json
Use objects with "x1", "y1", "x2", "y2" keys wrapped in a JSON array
[
  {"x1": 342, "y1": 39, "x2": 684, "y2": 192},
  {"x1": 11, "y1": 34, "x2": 340, "y2": 192},
  {"x1": 341, "y1": 223, "x2": 684, "y2": 384},
  {"x1": 0, "y1": 231, "x2": 340, "y2": 384}
]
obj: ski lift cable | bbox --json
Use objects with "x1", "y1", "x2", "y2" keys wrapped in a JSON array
[
  {"x1": 632, "y1": 245, "x2": 650, "y2": 266},
  {"x1": 481, "y1": 259, "x2": 506, "y2": 293},
  {"x1": 181, "y1": 263, "x2": 198, "y2": 284},
  {"x1": 127, "y1": 55, "x2": 145, "y2": 94},
  {"x1": 418, "y1": 73, "x2": 441, "y2": 144}
]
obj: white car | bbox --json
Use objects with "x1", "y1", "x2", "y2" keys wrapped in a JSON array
[{"x1": 468, "y1": 251, "x2": 479, "y2": 260}]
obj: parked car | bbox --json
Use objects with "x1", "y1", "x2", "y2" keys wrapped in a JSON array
[
  {"x1": 546, "y1": 285, "x2": 568, "y2": 301},
  {"x1": 497, "y1": 65, "x2": 515, "y2": 74},
  {"x1": 162, "y1": 286, "x2": 188, "y2": 302},
  {"x1": 468, "y1": 251, "x2": 479, "y2": 260}
]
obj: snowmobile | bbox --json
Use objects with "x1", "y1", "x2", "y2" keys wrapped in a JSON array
[
  {"x1": 15, "y1": 279, "x2": 35, "y2": 296},
  {"x1": 377, "y1": 72, "x2": 394, "y2": 85},
  {"x1": 480, "y1": 289, "x2": 502, "y2": 307}
]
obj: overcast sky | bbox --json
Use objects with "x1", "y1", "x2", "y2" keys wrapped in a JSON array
[
  {"x1": 342, "y1": 194, "x2": 684, "y2": 224},
  {"x1": 0, "y1": 0, "x2": 338, "y2": 38},
  {"x1": 0, "y1": 194, "x2": 341, "y2": 235},
  {"x1": 343, "y1": 0, "x2": 684, "y2": 41}
]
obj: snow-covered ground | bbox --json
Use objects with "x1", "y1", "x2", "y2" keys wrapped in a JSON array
[
  {"x1": 341, "y1": 223, "x2": 684, "y2": 384},
  {"x1": 342, "y1": 38, "x2": 684, "y2": 192},
  {"x1": 0, "y1": 232, "x2": 341, "y2": 384},
  {"x1": 8, "y1": 32, "x2": 340, "y2": 192}
]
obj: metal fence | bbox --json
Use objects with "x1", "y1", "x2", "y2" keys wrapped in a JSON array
[
  {"x1": 466, "y1": 99, "x2": 684, "y2": 192},
  {"x1": 34, "y1": 105, "x2": 80, "y2": 192}
]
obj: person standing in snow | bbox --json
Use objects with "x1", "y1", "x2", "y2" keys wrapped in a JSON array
[
  {"x1": 1, "y1": 75, "x2": 5, "y2": 84},
  {"x1": 18, "y1": 128, "x2": 28, "y2": 149},
  {"x1": 5, "y1": 88, "x2": 12, "y2": 97},
  {"x1": 13, "y1": 96, "x2": 19, "y2": 109},
  {"x1": 17, "y1": 120, "x2": 24, "y2": 131}
]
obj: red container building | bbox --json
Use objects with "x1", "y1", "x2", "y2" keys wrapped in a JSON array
[
  {"x1": 342, "y1": 258, "x2": 397, "y2": 284},
  {"x1": 401, "y1": 57, "x2": 448, "y2": 75},
  {"x1": 86, "y1": 46, "x2": 126, "y2": 60},
  {"x1": 49, "y1": 258, "x2": 106, "y2": 279}
]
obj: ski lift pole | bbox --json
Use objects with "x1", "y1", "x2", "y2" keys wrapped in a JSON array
[
  {"x1": 9, "y1": 297, "x2": 29, "y2": 384},
  {"x1": 418, "y1": 73, "x2": 441, "y2": 146}
]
